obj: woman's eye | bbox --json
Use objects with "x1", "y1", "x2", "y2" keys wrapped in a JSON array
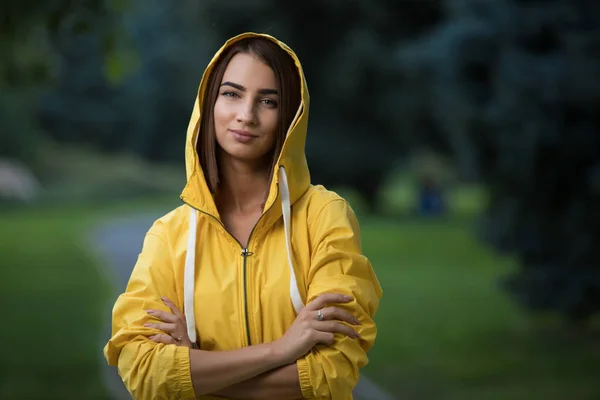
[
  {"x1": 221, "y1": 91, "x2": 238, "y2": 98},
  {"x1": 261, "y1": 99, "x2": 278, "y2": 107}
]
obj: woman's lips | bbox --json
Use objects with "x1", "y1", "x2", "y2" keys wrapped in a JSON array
[{"x1": 229, "y1": 129, "x2": 257, "y2": 143}]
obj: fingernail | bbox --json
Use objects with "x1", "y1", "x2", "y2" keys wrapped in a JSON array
[
  {"x1": 354, "y1": 318, "x2": 361, "y2": 325},
  {"x1": 143, "y1": 323, "x2": 152, "y2": 328},
  {"x1": 161, "y1": 296, "x2": 168, "y2": 302},
  {"x1": 149, "y1": 335, "x2": 156, "y2": 340},
  {"x1": 343, "y1": 295, "x2": 353, "y2": 301},
  {"x1": 354, "y1": 332, "x2": 361, "y2": 339},
  {"x1": 145, "y1": 310, "x2": 155, "y2": 315}
]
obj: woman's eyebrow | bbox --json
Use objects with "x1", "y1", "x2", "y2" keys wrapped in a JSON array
[{"x1": 221, "y1": 81, "x2": 278, "y2": 95}]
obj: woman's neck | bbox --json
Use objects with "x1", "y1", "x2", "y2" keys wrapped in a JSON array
[{"x1": 215, "y1": 153, "x2": 272, "y2": 215}]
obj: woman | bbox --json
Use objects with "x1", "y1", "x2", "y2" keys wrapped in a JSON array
[{"x1": 104, "y1": 32, "x2": 383, "y2": 400}]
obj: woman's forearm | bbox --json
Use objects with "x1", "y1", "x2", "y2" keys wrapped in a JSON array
[
  {"x1": 212, "y1": 363, "x2": 303, "y2": 399},
  {"x1": 190, "y1": 343, "x2": 285, "y2": 395}
]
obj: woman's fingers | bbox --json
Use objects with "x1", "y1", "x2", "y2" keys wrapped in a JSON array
[
  {"x1": 320, "y1": 307, "x2": 360, "y2": 325},
  {"x1": 305, "y1": 293, "x2": 353, "y2": 311},
  {"x1": 313, "y1": 331, "x2": 335, "y2": 346},
  {"x1": 144, "y1": 303, "x2": 193, "y2": 348},
  {"x1": 312, "y1": 320, "x2": 360, "y2": 339},
  {"x1": 161, "y1": 297, "x2": 186, "y2": 323},
  {"x1": 149, "y1": 334, "x2": 176, "y2": 345},
  {"x1": 145, "y1": 309, "x2": 178, "y2": 323},
  {"x1": 144, "y1": 322, "x2": 177, "y2": 333}
]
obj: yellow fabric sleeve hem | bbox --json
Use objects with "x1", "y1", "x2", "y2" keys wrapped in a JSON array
[
  {"x1": 175, "y1": 346, "x2": 197, "y2": 399},
  {"x1": 297, "y1": 357, "x2": 315, "y2": 399}
]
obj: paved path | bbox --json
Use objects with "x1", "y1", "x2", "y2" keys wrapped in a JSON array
[{"x1": 93, "y1": 213, "x2": 396, "y2": 400}]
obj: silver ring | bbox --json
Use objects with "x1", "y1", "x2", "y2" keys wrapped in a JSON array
[{"x1": 317, "y1": 309, "x2": 324, "y2": 321}]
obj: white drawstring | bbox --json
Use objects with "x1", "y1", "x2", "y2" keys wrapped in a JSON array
[
  {"x1": 278, "y1": 166, "x2": 305, "y2": 314},
  {"x1": 182, "y1": 166, "x2": 305, "y2": 347},
  {"x1": 183, "y1": 207, "x2": 197, "y2": 343}
]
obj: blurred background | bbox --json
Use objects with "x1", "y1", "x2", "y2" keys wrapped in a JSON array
[{"x1": 1, "y1": 0, "x2": 600, "y2": 399}]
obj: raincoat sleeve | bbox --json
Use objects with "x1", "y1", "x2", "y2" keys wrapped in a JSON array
[
  {"x1": 298, "y1": 199, "x2": 383, "y2": 399},
  {"x1": 103, "y1": 220, "x2": 196, "y2": 400}
]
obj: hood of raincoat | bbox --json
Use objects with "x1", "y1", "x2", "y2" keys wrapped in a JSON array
[{"x1": 180, "y1": 32, "x2": 311, "y2": 219}]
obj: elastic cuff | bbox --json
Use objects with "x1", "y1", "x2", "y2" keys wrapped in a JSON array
[
  {"x1": 297, "y1": 357, "x2": 315, "y2": 399},
  {"x1": 175, "y1": 346, "x2": 197, "y2": 399}
]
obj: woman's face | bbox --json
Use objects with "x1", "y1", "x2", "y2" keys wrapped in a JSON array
[{"x1": 214, "y1": 52, "x2": 279, "y2": 165}]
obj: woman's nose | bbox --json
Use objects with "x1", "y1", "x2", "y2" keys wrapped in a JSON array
[{"x1": 236, "y1": 100, "x2": 257, "y2": 125}]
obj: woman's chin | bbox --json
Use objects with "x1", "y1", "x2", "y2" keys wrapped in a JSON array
[{"x1": 221, "y1": 145, "x2": 269, "y2": 164}]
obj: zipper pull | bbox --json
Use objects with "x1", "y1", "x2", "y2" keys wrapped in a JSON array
[{"x1": 241, "y1": 248, "x2": 254, "y2": 257}]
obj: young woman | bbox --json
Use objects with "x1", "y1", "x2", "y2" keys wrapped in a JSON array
[{"x1": 104, "y1": 32, "x2": 383, "y2": 400}]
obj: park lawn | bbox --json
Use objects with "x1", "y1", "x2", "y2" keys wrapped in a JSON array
[
  {"x1": 0, "y1": 205, "x2": 113, "y2": 399},
  {"x1": 0, "y1": 196, "x2": 181, "y2": 399},
  {"x1": 360, "y1": 217, "x2": 600, "y2": 400}
]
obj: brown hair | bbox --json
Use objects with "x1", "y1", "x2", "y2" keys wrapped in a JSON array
[{"x1": 197, "y1": 37, "x2": 302, "y2": 193}]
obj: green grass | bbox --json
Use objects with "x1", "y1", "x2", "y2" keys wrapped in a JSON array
[
  {"x1": 360, "y1": 217, "x2": 600, "y2": 400},
  {"x1": 0, "y1": 207, "x2": 113, "y2": 398},
  {"x1": 0, "y1": 197, "x2": 181, "y2": 399}
]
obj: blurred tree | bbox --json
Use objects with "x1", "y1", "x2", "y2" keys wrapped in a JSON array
[
  {"x1": 0, "y1": 0, "x2": 130, "y2": 166},
  {"x1": 398, "y1": 0, "x2": 600, "y2": 325},
  {"x1": 37, "y1": 0, "x2": 213, "y2": 163},
  {"x1": 479, "y1": 0, "x2": 600, "y2": 326}
]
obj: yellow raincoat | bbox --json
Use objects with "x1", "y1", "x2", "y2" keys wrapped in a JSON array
[{"x1": 103, "y1": 32, "x2": 383, "y2": 400}]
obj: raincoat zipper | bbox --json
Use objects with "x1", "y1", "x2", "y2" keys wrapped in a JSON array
[
  {"x1": 241, "y1": 247, "x2": 253, "y2": 346},
  {"x1": 181, "y1": 185, "x2": 279, "y2": 346}
]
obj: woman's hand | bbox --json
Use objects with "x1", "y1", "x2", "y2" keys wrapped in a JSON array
[
  {"x1": 272, "y1": 293, "x2": 361, "y2": 365},
  {"x1": 144, "y1": 297, "x2": 196, "y2": 349}
]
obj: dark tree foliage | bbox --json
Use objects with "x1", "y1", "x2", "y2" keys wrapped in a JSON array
[{"x1": 403, "y1": 0, "x2": 600, "y2": 323}]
